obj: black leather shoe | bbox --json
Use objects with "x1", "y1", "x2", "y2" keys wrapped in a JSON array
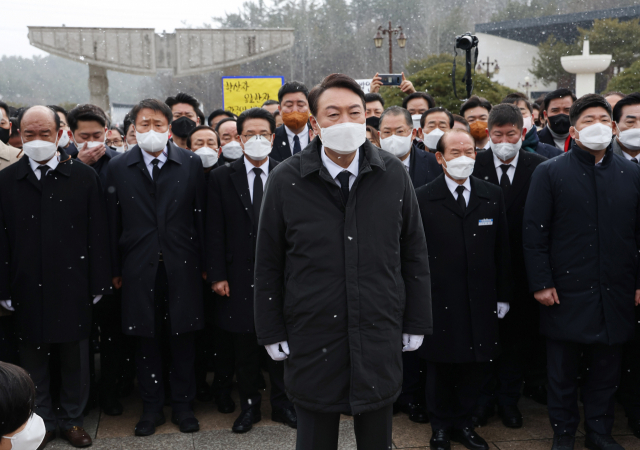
[
  {"x1": 628, "y1": 418, "x2": 640, "y2": 439},
  {"x1": 451, "y1": 427, "x2": 489, "y2": 450},
  {"x1": 498, "y1": 404, "x2": 522, "y2": 428},
  {"x1": 471, "y1": 405, "x2": 494, "y2": 427},
  {"x1": 171, "y1": 412, "x2": 200, "y2": 433},
  {"x1": 430, "y1": 429, "x2": 451, "y2": 450},
  {"x1": 134, "y1": 412, "x2": 166, "y2": 436},
  {"x1": 551, "y1": 434, "x2": 575, "y2": 450},
  {"x1": 101, "y1": 396, "x2": 124, "y2": 416},
  {"x1": 401, "y1": 402, "x2": 430, "y2": 423},
  {"x1": 232, "y1": 408, "x2": 261, "y2": 433},
  {"x1": 584, "y1": 432, "x2": 624, "y2": 450},
  {"x1": 215, "y1": 394, "x2": 236, "y2": 414},
  {"x1": 196, "y1": 383, "x2": 213, "y2": 402},
  {"x1": 523, "y1": 384, "x2": 548, "y2": 405},
  {"x1": 272, "y1": 406, "x2": 297, "y2": 429}
]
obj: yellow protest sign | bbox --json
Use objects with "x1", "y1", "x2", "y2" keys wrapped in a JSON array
[{"x1": 222, "y1": 76, "x2": 284, "y2": 115}]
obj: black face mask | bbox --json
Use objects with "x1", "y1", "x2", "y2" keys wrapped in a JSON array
[
  {"x1": 0, "y1": 127, "x2": 9, "y2": 144},
  {"x1": 366, "y1": 116, "x2": 380, "y2": 130},
  {"x1": 547, "y1": 113, "x2": 571, "y2": 135},
  {"x1": 171, "y1": 116, "x2": 197, "y2": 138}
]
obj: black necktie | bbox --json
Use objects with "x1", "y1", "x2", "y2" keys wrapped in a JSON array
[
  {"x1": 38, "y1": 165, "x2": 49, "y2": 182},
  {"x1": 456, "y1": 185, "x2": 466, "y2": 214},
  {"x1": 632, "y1": 158, "x2": 638, "y2": 164},
  {"x1": 293, "y1": 135, "x2": 301, "y2": 155},
  {"x1": 337, "y1": 171, "x2": 351, "y2": 205},
  {"x1": 499, "y1": 164, "x2": 511, "y2": 191},
  {"x1": 252, "y1": 168, "x2": 264, "y2": 229},
  {"x1": 151, "y1": 158, "x2": 160, "y2": 181}
]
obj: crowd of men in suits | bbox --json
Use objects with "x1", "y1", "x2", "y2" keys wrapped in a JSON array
[{"x1": 0, "y1": 76, "x2": 639, "y2": 450}]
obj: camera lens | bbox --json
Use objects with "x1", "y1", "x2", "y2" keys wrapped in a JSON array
[{"x1": 457, "y1": 35, "x2": 473, "y2": 50}]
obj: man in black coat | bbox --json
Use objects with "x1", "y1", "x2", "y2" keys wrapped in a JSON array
[
  {"x1": 524, "y1": 94, "x2": 640, "y2": 450},
  {"x1": 537, "y1": 88, "x2": 576, "y2": 152},
  {"x1": 207, "y1": 108, "x2": 296, "y2": 433},
  {"x1": 105, "y1": 99, "x2": 206, "y2": 436},
  {"x1": 471, "y1": 104, "x2": 548, "y2": 429},
  {"x1": 416, "y1": 128, "x2": 511, "y2": 450},
  {"x1": 271, "y1": 81, "x2": 310, "y2": 162},
  {"x1": 0, "y1": 106, "x2": 111, "y2": 448},
  {"x1": 254, "y1": 74, "x2": 432, "y2": 450},
  {"x1": 216, "y1": 118, "x2": 243, "y2": 166}
]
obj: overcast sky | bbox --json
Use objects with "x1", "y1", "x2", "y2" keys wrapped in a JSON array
[{"x1": 1, "y1": 0, "x2": 248, "y2": 58}]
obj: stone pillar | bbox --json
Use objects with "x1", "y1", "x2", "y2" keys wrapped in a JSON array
[
  {"x1": 88, "y1": 64, "x2": 111, "y2": 114},
  {"x1": 222, "y1": 64, "x2": 242, "y2": 77}
]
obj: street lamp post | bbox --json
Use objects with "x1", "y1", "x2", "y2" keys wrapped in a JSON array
[
  {"x1": 477, "y1": 57, "x2": 500, "y2": 78},
  {"x1": 373, "y1": 21, "x2": 407, "y2": 73},
  {"x1": 518, "y1": 76, "x2": 537, "y2": 99}
]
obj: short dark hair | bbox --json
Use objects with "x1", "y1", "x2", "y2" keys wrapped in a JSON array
[
  {"x1": 278, "y1": 81, "x2": 309, "y2": 103},
  {"x1": 108, "y1": 125, "x2": 124, "y2": 136},
  {"x1": 501, "y1": 93, "x2": 533, "y2": 113},
  {"x1": 123, "y1": 113, "x2": 133, "y2": 136},
  {"x1": 130, "y1": 99, "x2": 173, "y2": 125},
  {"x1": 0, "y1": 100, "x2": 10, "y2": 118},
  {"x1": 0, "y1": 362, "x2": 36, "y2": 436},
  {"x1": 17, "y1": 105, "x2": 61, "y2": 131},
  {"x1": 488, "y1": 103, "x2": 524, "y2": 131},
  {"x1": 67, "y1": 104, "x2": 108, "y2": 131},
  {"x1": 262, "y1": 99, "x2": 279, "y2": 107},
  {"x1": 186, "y1": 125, "x2": 219, "y2": 149},
  {"x1": 543, "y1": 88, "x2": 577, "y2": 112},
  {"x1": 364, "y1": 93, "x2": 385, "y2": 108},
  {"x1": 215, "y1": 117, "x2": 237, "y2": 134},
  {"x1": 460, "y1": 95, "x2": 492, "y2": 117},
  {"x1": 452, "y1": 114, "x2": 470, "y2": 131},
  {"x1": 532, "y1": 103, "x2": 541, "y2": 113},
  {"x1": 402, "y1": 92, "x2": 435, "y2": 110},
  {"x1": 569, "y1": 93, "x2": 612, "y2": 126},
  {"x1": 613, "y1": 92, "x2": 640, "y2": 123},
  {"x1": 47, "y1": 105, "x2": 68, "y2": 120},
  {"x1": 308, "y1": 74, "x2": 365, "y2": 117},
  {"x1": 379, "y1": 106, "x2": 412, "y2": 128},
  {"x1": 237, "y1": 107, "x2": 276, "y2": 135},
  {"x1": 165, "y1": 92, "x2": 202, "y2": 116},
  {"x1": 436, "y1": 129, "x2": 476, "y2": 155},
  {"x1": 421, "y1": 107, "x2": 454, "y2": 129},
  {"x1": 207, "y1": 109, "x2": 235, "y2": 126}
]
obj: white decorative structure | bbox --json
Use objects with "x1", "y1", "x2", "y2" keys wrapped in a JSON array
[
  {"x1": 27, "y1": 26, "x2": 295, "y2": 112},
  {"x1": 561, "y1": 37, "x2": 611, "y2": 98}
]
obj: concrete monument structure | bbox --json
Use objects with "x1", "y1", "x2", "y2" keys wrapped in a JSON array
[{"x1": 561, "y1": 37, "x2": 611, "y2": 98}]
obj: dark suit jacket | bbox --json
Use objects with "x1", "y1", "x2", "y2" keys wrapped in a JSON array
[
  {"x1": 538, "y1": 126, "x2": 572, "y2": 151},
  {"x1": 472, "y1": 149, "x2": 547, "y2": 338},
  {"x1": 206, "y1": 157, "x2": 279, "y2": 333},
  {"x1": 416, "y1": 174, "x2": 511, "y2": 363},
  {"x1": 91, "y1": 148, "x2": 120, "y2": 186},
  {"x1": 105, "y1": 142, "x2": 206, "y2": 337},
  {"x1": 408, "y1": 145, "x2": 443, "y2": 188},
  {"x1": 271, "y1": 125, "x2": 310, "y2": 162}
]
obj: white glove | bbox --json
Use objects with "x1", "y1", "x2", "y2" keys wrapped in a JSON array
[
  {"x1": 497, "y1": 302, "x2": 510, "y2": 319},
  {"x1": 93, "y1": 295, "x2": 103, "y2": 304},
  {"x1": 265, "y1": 341, "x2": 290, "y2": 361},
  {"x1": 402, "y1": 334, "x2": 424, "y2": 352},
  {"x1": 0, "y1": 300, "x2": 14, "y2": 311}
]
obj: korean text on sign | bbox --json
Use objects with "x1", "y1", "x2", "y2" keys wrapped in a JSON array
[{"x1": 222, "y1": 76, "x2": 285, "y2": 116}]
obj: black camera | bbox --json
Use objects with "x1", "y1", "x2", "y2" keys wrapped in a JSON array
[{"x1": 455, "y1": 32, "x2": 479, "y2": 51}]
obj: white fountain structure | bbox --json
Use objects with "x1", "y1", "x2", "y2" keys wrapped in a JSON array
[{"x1": 561, "y1": 36, "x2": 612, "y2": 98}]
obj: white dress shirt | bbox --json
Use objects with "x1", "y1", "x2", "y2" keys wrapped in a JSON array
[
  {"x1": 402, "y1": 153, "x2": 411, "y2": 172},
  {"x1": 621, "y1": 149, "x2": 639, "y2": 163},
  {"x1": 141, "y1": 146, "x2": 168, "y2": 179},
  {"x1": 444, "y1": 174, "x2": 471, "y2": 206},
  {"x1": 245, "y1": 156, "x2": 270, "y2": 203},
  {"x1": 285, "y1": 125, "x2": 309, "y2": 155},
  {"x1": 321, "y1": 146, "x2": 359, "y2": 190},
  {"x1": 493, "y1": 149, "x2": 520, "y2": 184},
  {"x1": 29, "y1": 155, "x2": 59, "y2": 180}
]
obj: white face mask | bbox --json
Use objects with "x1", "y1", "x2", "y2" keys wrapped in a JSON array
[
  {"x1": 522, "y1": 116, "x2": 533, "y2": 134},
  {"x1": 22, "y1": 137, "x2": 59, "y2": 162},
  {"x1": 491, "y1": 138, "x2": 522, "y2": 161},
  {"x1": 576, "y1": 123, "x2": 612, "y2": 151},
  {"x1": 113, "y1": 146, "x2": 125, "y2": 153},
  {"x1": 618, "y1": 127, "x2": 640, "y2": 151},
  {"x1": 380, "y1": 133, "x2": 412, "y2": 158},
  {"x1": 2, "y1": 413, "x2": 47, "y2": 450},
  {"x1": 76, "y1": 140, "x2": 103, "y2": 150},
  {"x1": 317, "y1": 121, "x2": 366, "y2": 155},
  {"x1": 135, "y1": 129, "x2": 169, "y2": 154},
  {"x1": 424, "y1": 128, "x2": 445, "y2": 150},
  {"x1": 194, "y1": 147, "x2": 219, "y2": 168},
  {"x1": 221, "y1": 141, "x2": 244, "y2": 160},
  {"x1": 442, "y1": 155, "x2": 475, "y2": 180},
  {"x1": 242, "y1": 135, "x2": 273, "y2": 161},
  {"x1": 57, "y1": 130, "x2": 70, "y2": 148},
  {"x1": 411, "y1": 114, "x2": 422, "y2": 130}
]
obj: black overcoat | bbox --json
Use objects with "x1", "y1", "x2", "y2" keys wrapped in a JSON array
[
  {"x1": 271, "y1": 125, "x2": 293, "y2": 162},
  {"x1": 408, "y1": 145, "x2": 442, "y2": 189},
  {"x1": 105, "y1": 143, "x2": 206, "y2": 337},
  {"x1": 416, "y1": 174, "x2": 511, "y2": 363},
  {"x1": 472, "y1": 149, "x2": 547, "y2": 338},
  {"x1": 254, "y1": 137, "x2": 432, "y2": 415},
  {"x1": 206, "y1": 157, "x2": 279, "y2": 333},
  {"x1": 0, "y1": 156, "x2": 112, "y2": 344},
  {"x1": 523, "y1": 143, "x2": 640, "y2": 345}
]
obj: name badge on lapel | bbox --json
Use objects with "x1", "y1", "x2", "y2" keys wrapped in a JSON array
[{"x1": 478, "y1": 219, "x2": 493, "y2": 226}]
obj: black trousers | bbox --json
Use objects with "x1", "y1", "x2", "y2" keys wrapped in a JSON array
[
  {"x1": 0, "y1": 315, "x2": 19, "y2": 364},
  {"x1": 396, "y1": 350, "x2": 427, "y2": 406},
  {"x1": 214, "y1": 327, "x2": 290, "y2": 411},
  {"x1": 19, "y1": 339, "x2": 90, "y2": 432},
  {"x1": 136, "y1": 262, "x2": 196, "y2": 414},
  {"x1": 195, "y1": 285, "x2": 217, "y2": 392},
  {"x1": 546, "y1": 338, "x2": 621, "y2": 436},
  {"x1": 295, "y1": 404, "x2": 392, "y2": 450},
  {"x1": 619, "y1": 337, "x2": 640, "y2": 421},
  {"x1": 477, "y1": 339, "x2": 525, "y2": 408},
  {"x1": 426, "y1": 361, "x2": 488, "y2": 431}
]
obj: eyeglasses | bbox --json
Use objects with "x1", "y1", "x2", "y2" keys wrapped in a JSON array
[
  {"x1": 106, "y1": 138, "x2": 124, "y2": 146},
  {"x1": 241, "y1": 133, "x2": 271, "y2": 139}
]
